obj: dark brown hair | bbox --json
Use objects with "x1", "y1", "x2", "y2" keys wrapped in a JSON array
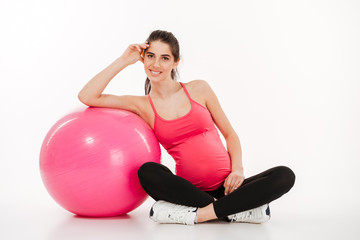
[{"x1": 144, "y1": 30, "x2": 180, "y2": 95}]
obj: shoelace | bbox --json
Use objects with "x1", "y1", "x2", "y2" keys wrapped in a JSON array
[
  {"x1": 167, "y1": 207, "x2": 197, "y2": 225},
  {"x1": 230, "y1": 207, "x2": 263, "y2": 222}
]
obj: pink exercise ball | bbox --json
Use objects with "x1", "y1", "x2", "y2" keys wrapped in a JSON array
[{"x1": 39, "y1": 107, "x2": 161, "y2": 217}]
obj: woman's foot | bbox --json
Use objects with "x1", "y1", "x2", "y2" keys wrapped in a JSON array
[
  {"x1": 149, "y1": 200, "x2": 198, "y2": 225},
  {"x1": 227, "y1": 204, "x2": 271, "y2": 223}
]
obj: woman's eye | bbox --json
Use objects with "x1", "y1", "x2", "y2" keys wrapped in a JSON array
[{"x1": 146, "y1": 55, "x2": 168, "y2": 60}]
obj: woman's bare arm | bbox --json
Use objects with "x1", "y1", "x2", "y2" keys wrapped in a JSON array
[
  {"x1": 78, "y1": 42, "x2": 149, "y2": 112},
  {"x1": 78, "y1": 56, "x2": 129, "y2": 103}
]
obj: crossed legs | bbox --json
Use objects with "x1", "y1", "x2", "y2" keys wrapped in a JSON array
[{"x1": 138, "y1": 162, "x2": 295, "y2": 221}]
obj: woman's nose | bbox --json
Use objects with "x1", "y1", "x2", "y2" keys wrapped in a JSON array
[{"x1": 153, "y1": 58, "x2": 160, "y2": 68}]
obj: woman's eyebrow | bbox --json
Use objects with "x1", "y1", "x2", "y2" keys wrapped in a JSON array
[{"x1": 147, "y1": 51, "x2": 171, "y2": 57}]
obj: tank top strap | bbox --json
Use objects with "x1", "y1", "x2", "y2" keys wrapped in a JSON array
[
  {"x1": 147, "y1": 94, "x2": 159, "y2": 116},
  {"x1": 179, "y1": 82, "x2": 193, "y2": 101},
  {"x1": 148, "y1": 82, "x2": 191, "y2": 117}
]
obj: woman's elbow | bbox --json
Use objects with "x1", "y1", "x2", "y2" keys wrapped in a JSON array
[{"x1": 78, "y1": 92, "x2": 91, "y2": 106}]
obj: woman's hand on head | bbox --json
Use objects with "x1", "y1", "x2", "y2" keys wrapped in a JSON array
[
  {"x1": 223, "y1": 170, "x2": 245, "y2": 196},
  {"x1": 120, "y1": 41, "x2": 149, "y2": 65}
]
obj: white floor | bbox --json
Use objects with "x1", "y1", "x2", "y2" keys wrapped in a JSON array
[{"x1": 2, "y1": 197, "x2": 359, "y2": 240}]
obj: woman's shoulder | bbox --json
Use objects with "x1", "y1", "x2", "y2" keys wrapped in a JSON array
[
  {"x1": 184, "y1": 79, "x2": 211, "y2": 96},
  {"x1": 184, "y1": 79, "x2": 210, "y2": 92},
  {"x1": 183, "y1": 80, "x2": 211, "y2": 108}
]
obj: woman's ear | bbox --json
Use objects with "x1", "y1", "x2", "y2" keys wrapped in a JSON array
[{"x1": 174, "y1": 57, "x2": 180, "y2": 68}]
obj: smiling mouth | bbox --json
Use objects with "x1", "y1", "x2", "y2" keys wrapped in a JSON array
[{"x1": 150, "y1": 70, "x2": 162, "y2": 76}]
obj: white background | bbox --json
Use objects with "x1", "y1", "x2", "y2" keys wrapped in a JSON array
[{"x1": 1, "y1": 0, "x2": 359, "y2": 239}]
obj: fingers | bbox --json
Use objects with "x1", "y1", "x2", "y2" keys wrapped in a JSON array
[
  {"x1": 224, "y1": 177, "x2": 244, "y2": 195},
  {"x1": 130, "y1": 41, "x2": 149, "y2": 54},
  {"x1": 224, "y1": 185, "x2": 230, "y2": 196},
  {"x1": 232, "y1": 178, "x2": 244, "y2": 192},
  {"x1": 139, "y1": 41, "x2": 150, "y2": 53},
  {"x1": 141, "y1": 41, "x2": 149, "y2": 49},
  {"x1": 140, "y1": 42, "x2": 149, "y2": 58},
  {"x1": 224, "y1": 178, "x2": 235, "y2": 195},
  {"x1": 228, "y1": 180, "x2": 239, "y2": 194}
]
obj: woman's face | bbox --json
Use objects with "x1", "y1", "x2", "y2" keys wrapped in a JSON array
[{"x1": 143, "y1": 40, "x2": 179, "y2": 82}]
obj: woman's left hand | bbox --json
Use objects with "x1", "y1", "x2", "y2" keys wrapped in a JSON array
[{"x1": 223, "y1": 170, "x2": 245, "y2": 195}]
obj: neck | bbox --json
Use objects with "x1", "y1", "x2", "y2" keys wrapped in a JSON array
[{"x1": 149, "y1": 79, "x2": 181, "y2": 100}]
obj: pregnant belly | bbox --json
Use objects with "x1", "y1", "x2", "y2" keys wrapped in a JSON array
[{"x1": 170, "y1": 133, "x2": 231, "y2": 190}]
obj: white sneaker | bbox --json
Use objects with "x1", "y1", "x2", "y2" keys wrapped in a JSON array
[
  {"x1": 149, "y1": 200, "x2": 198, "y2": 225},
  {"x1": 227, "y1": 204, "x2": 271, "y2": 223}
]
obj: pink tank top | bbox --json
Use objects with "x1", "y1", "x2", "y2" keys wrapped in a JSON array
[{"x1": 148, "y1": 82, "x2": 231, "y2": 191}]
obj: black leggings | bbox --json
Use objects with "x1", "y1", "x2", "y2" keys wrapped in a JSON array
[{"x1": 138, "y1": 162, "x2": 295, "y2": 219}]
